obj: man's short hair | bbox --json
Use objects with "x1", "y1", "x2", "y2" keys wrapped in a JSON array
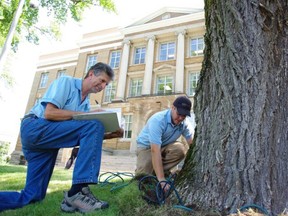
[{"x1": 84, "y1": 62, "x2": 114, "y2": 80}]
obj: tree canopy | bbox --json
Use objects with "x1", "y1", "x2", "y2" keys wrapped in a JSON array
[{"x1": 0, "y1": 0, "x2": 116, "y2": 51}]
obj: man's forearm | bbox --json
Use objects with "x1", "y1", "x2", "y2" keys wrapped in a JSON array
[
  {"x1": 151, "y1": 146, "x2": 165, "y2": 181},
  {"x1": 45, "y1": 103, "x2": 83, "y2": 121},
  {"x1": 187, "y1": 137, "x2": 193, "y2": 146}
]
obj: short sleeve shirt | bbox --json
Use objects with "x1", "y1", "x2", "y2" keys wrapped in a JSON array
[
  {"x1": 136, "y1": 109, "x2": 194, "y2": 148},
  {"x1": 29, "y1": 76, "x2": 90, "y2": 118}
]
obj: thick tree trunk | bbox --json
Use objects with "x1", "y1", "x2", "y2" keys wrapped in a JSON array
[{"x1": 177, "y1": 0, "x2": 288, "y2": 215}]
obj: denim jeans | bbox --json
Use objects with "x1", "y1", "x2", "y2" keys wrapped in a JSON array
[{"x1": 0, "y1": 115, "x2": 105, "y2": 211}]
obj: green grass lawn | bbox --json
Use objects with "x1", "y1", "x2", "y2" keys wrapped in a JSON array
[
  {"x1": 0, "y1": 164, "x2": 149, "y2": 216},
  {"x1": 3, "y1": 164, "x2": 284, "y2": 216},
  {"x1": 0, "y1": 164, "x2": 189, "y2": 216}
]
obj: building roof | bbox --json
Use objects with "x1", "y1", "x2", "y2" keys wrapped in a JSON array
[{"x1": 127, "y1": 7, "x2": 204, "y2": 27}]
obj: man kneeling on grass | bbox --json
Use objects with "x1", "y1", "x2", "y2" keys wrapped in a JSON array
[
  {"x1": 0, "y1": 62, "x2": 123, "y2": 213},
  {"x1": 135, "y1": 96, "x2": 194, "y2": 187}
]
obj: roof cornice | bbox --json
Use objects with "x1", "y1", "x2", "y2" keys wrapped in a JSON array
[
  {"x1": 128, "y1": 7, "x2": 203, "y2": 27},
  {"x1": 121, "y1": 11, "x2": 204, "y2": 35}
]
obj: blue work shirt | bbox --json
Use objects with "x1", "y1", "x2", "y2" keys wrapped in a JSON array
[
  {"x1": 136, "y1": 109, "x2": 194, "y2": 148},
  {"x1": 29, "y1": 76, "x2": 90, "y2": 118}
]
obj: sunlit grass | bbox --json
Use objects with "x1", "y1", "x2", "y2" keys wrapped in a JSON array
[
  {"x1": 0, "y1": 164, "x2": 147, "y2": 216},
  {"x1": 0, "y1": 165, "x2": 27, "y2": 190},
  {"x1": 1, "y1": 164, "x2": 287, "y2": 216}
]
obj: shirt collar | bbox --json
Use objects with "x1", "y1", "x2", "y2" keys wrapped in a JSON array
[
  {"x1": 76, "y1": 78, "x2": 90, "y2": 102},
  {"x1": 166, "y1": 109, "x2": 173, "y2": 124},
  {"x1": 75, "y1": 78, "x2": 82, "y2": 91}
]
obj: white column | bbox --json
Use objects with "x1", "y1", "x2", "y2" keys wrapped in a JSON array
[
  {"x1": 116, "y1": 39, "x2": 130, "y2": 101},
  {"x1": 175, "y1": 30, "x2": 186, "y2": 93},
  {"x1": 142, "y1": 35, "x2": 156, "y2": 95},
  {"x1": 130, "y1": 103, "x2": 142, "y2": 153}
]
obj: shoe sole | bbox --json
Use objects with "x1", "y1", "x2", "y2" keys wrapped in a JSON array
[
  {"x1": 61, "y1": 202, "x2": 109, "y2": 213},
  {"x1": 60, "y1": 201, "x2": 76, "y2": 213}
]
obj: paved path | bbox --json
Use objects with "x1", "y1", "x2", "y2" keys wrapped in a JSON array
[
  {"x1": 60, "y1": 151, "x2": 183, "y2": 174},
  {"x1": 58, "y1": 151, "x2": 137, "y2": 174},
  {"x1": 100, "y1": 153, "x2": 137, "y2": 173}
]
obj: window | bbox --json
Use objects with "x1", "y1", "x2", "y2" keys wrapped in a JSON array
[
  {"x1": 134, "y1": 47, "x2": 146, "y2": 64},
  {"x1": 103, "y1": 81, "x2": 116, "y2": 102},
  {"x1": 156, "y1": 75, "x2": 173, "y2": 95},
  {"x1": 129, "y1": 78, "x2": 142, "y2": 97},
  {"x1": 190, "y1": 37, "x2": 204, "y2": 56},
  {"x1": 188, "y1": 72, "x2": 200, "y2": 96},
  {"x1": 159, "y1": 42, "x2": 175, "y2": 61},
  {"x1": 122, "y1": 115, "x2": 133, "y2": 139},
  {"x1": 109, "y1": 51, "x2": 121, "y2": 68},
  {"x1": 85, "y1": 55, "x2": 97, "y2": 72},
  {"x1": 162, "y1": 13, "x2": 171, "y2": 20},
  {"x1": 57, "y1": 69, "x2": 66, "y2": 79},
  {"x1": 39, "y1": 73, "x2": 49, "y2": 88}
]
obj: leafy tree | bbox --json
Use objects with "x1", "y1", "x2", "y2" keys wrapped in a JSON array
[
  {"x1": 0, "y1": 0, "x2": 115, "y2": 91},
  {"x1": 0, "y1": 141, "x2": 10, "y2": 163},
  {"x1": 177, "y1": 0, "x2": 287, "y2": 215},
  {"x1": 0, "y1": 0, "x2": 116, "y2": 51}
]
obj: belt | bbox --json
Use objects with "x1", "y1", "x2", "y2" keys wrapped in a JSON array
[{"x1": 22, "y1": 114, "x2": 38, "y2": 121}]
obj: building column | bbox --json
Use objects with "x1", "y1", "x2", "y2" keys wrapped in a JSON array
[
  {"x1": 142, "y1": 35, "x2": 156, "y2": 95},
  {"x1": 175, "y1": 30, "x2": 186, "y2": 93},
  {"x1": 115, "y1": 39, "x2": 130, "y2": 101},
  {"x1": 130, "y1": 103, "x2": 142, "y2": 153}
]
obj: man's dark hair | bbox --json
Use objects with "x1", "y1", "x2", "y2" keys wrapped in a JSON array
[{"x1": 84, "y1": 62, "x2": 114, "y2": 80}]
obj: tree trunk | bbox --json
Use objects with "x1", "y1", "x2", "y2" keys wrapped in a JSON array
[
  {"x1": 177, "y1": 0, "x2": 288, "y2": 215},
  {"x1": 0, "y1": 0, "x2": 26, "y2": 73}
]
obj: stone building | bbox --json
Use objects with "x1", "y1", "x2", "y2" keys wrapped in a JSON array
[{"x1": 10, "y1": 7, "x2": 205, "y2": 165}]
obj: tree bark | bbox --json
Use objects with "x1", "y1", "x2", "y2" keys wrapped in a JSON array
[{"x1": 177, "y1": 0, "x2": 288, "y2": 215}]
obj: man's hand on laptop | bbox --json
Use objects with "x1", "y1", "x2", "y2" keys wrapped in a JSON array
[{"x1": 104, "y1": 128, "x2": 124, "y2": 139}]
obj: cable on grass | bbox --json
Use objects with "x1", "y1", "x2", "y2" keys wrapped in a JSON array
[
  {"x1": 138, "y1": 174, "x2": 193, "y2": 212},
  {"x1": 138, "y1": 175, "x2": 269, "y2": 215},
  {"x1": 98, "y1": 172, "x2": 134, "y2": 192}
]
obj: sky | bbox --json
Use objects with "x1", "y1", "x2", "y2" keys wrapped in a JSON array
[{"x1": 0, "y1": 0, "x2": 204, "y2": 152}]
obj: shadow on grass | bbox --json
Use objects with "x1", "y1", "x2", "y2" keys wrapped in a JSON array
[{"x1": 1, "y1": 164, "x2": 251, "y2": 216}]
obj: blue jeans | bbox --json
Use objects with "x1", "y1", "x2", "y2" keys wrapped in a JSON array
[{"x1": 0, "y1": 115, "x2": 105, "y2": 211}]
